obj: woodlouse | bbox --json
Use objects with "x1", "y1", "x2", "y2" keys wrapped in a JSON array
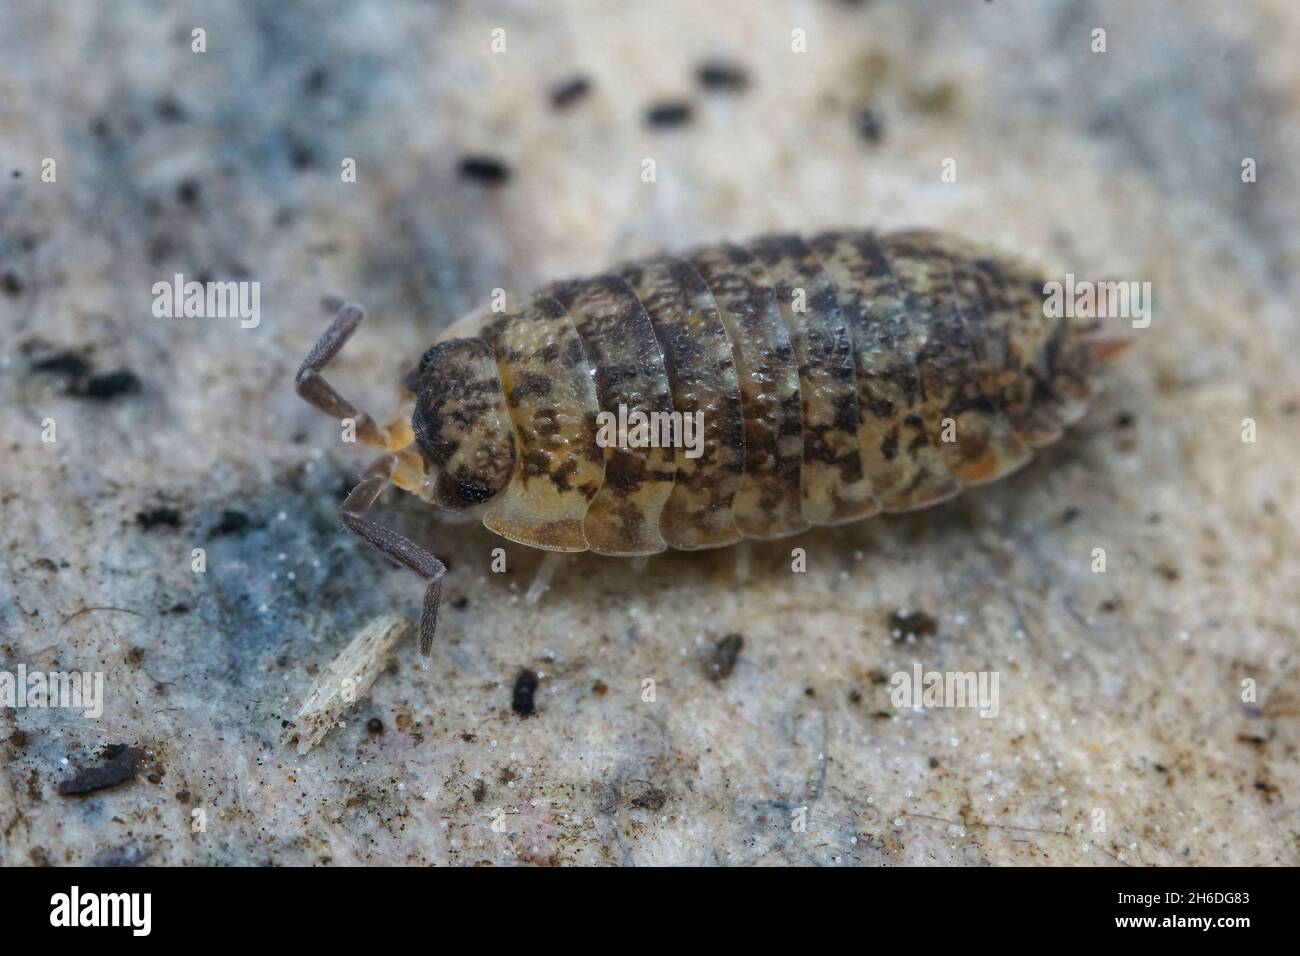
[{"x1": 296, "y1": 229, "x2": 1128, "y2": 652}]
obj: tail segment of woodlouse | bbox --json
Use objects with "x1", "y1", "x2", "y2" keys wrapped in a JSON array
[{"x1": 298, "y1": 228, "x2": 1124, "y2": 656}]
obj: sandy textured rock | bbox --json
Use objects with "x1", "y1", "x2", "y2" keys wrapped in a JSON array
[{"x1": 1, "y1": 0, "x2": 1297, "y2": 866}]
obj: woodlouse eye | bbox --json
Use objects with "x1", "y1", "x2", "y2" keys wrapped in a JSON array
[{"x1": 455, "y1": 479, "x2": 493, "y2": 504}]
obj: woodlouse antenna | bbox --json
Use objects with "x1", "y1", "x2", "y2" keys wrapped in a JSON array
[{"x1": 295, "y1": 298, "x2": 391, "y2": 448}]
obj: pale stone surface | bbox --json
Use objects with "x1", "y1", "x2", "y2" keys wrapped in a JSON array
[{"x1": 1, "y1": 0, "x2": 1297, "y2": 866}]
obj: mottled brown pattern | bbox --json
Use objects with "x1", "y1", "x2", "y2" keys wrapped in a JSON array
[
  {"x1": 476, "y1": 296, "x2": 605, "y2": 550},
  {"x1": 892, "y1": 230, "x2": 1034, "y2": 482},
  {"x1": 410, "y1": 229, "x2": 1112, "y2": 551},
  {"x1": 409, "y1": 338, "x2": 518, "y2": 510},
  {"x1": 617, "y1": 256, "x2": 745, "y2": 549},
  {"x1": 688, "y1": 243, "x2": 808, "y2": 538},
  {"x1": 963, "y1": 252, "x2": 1073, "y2": 445},
  {"x1": 744, "y1": 234, "x2": 879, "y2": 524},
  {"x1": 808, "y1": 231, "x2": 962, "y2": 511},
  {"x1": 543, "y1": 274, "x2": 676, "y2": 555},
  {"x1": 876, "y1": 233, "x2": 1026, "y2": 487}
]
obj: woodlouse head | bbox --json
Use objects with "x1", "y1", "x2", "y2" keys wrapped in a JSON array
[{"x1": 408, "y1": 338, "x2": 517, "y2": 510}]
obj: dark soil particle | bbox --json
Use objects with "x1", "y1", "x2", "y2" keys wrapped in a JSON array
[
  {"x1": 30, "y1": 350, "x2": 91, "y2": 378},
  {"x1": 175, "y1": 178, "x2": 201, "y2": 205},
  {"x1": 74, "y1": 369, "x2": 142, "y2": 400},
  {"x1": 855, "y1": 106, "x2": 885, "y2": 144},
  {"x1": 704, "y1": 633, "x2": 744, "y2": 682},
  {"x1": 645, "y1": 101, "x2": 692, "y2": 127},
  {"x1": 211, "y1": 509, "x2": 252, "y2": 536},
  {"x1": 136, "y1": 507, "x2": 182, "y2": 530},
  {"x1": 550, "y1": 75, "x2": 592, "y2": 109},
  {"x1": 511, "y1": 670, "x2": 539, "y2": 716},
  {"x1": 57, "y1": 744, "x2": 140, "y2": 796},
  {"x1": 697, "y1": 61, "x2": 749, "y2": 91},
  {"x1": 366, "y1": 717, "x2": 384, "y2": 734},
  {"x1": 2, "y1": 271, "x2": 26, "y2": 295},
  {"x1": 888, "y1": 609, "x2": 938, "y2": 641},
  {"x1": 458, "y1": 155, "x2": 511, "y2": 185}
]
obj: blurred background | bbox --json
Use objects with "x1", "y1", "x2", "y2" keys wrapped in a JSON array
[{"x1": 1, "y1": 0, "x2": 1297, "y2": 865}]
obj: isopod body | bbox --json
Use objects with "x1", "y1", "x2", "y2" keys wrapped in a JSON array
[{"x1": 297, "y1": 229, "x2": 1124, "y2": 651}]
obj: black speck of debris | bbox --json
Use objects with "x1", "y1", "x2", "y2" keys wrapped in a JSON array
[
  {"x1": 929, "y1": 756, "x2": 940, "y2": 769},
  {"x1": 1061, "y1": 506, "x2": 1081, "y2": 524},
  {"x1": 550, "y1": 75, "x2": 592, "y2": 109},
  {"x1": 1115, "y1": 411, "x2": 1136, "y2": 428},
  {"x1": 889, "y1": 609, "x2": 938, "y2": 641},
  {"x1": 7, "y1": 729, "x2": 29, "y2": 748},
  {"x1": 57, "y1": 744, "x2": 139, "y2": 796},
  {"x1": 288, "y1": 140, "x2": 316, "y2": 171},
  {"x1": 2, "y1": 271, "x2": 24, "y2": 296},
  {"x1": 848, "y1": 688, "x2": 862, "y2": 704},
  {"x1": 645, "y1": 101, "x2": 692, "y2": 128},
  {"x1": 511, "y1": 670, "x2": 539, "y2": 716},
  {"x1": 175, "y1": 789, "x2": 191, "y2": 803},
  {"x1": 155, "y1": 95, "x2": 186, "y2": 122},
  {"x1": 472, "y1": 779, "x2": 487, "y2": 803},
  {"x1": 136, "y1": 507, "x2": 182, "y2": 531},
  {"x1": 33, "y1": 557, "x2": 58, "y2": 573},
  {"x1": 804, "y1": 686, "x2": 816, "y2": 698},
  {"x1": 212, "y1": 509, "x2": 251, "y2": 536},
  {"x1": 458, "y1": 155, "x2": 511, "y2": 185},
  {"x1": 855, "y1": 106, "x2": 885, "y2": 144},
  {"x1": 450, "y1": 596, "x2": 469, "y2": 610},
  {"x1": 176, "y1": 178, "x2": 201, "y2": 206},
  {"x1": 10, "y1": 169, "x2": 20, "y2": 178},
  {"x1": 303, "y1": 66, "x2": 330, "y2": 95},
  {"x1": 167, "y1": 602, "x2": 190, "y2": 615},
  {"x1": 704, "y1": 633, "x2": 744, "y2": 682},
  {"x1": 74, "y1": 369, "x2": 142, "y2": 400},
  {"x1": 366, "y1": 717, "x2": 384, "y2": 734},
  {"x1": 697, "y1": 60, "x2": 749, "y2": 92},
  {"x1": 126, "y1": 647, "x2": 146, "y2": 666},
  {"x1": 630, "y1": 787, "x2": 668, "y2": 811},
  {"x1": 30, "y1": 350, "x2": 89, "y2": 378}
]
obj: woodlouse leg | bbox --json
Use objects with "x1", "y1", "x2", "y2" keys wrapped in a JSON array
[
  {"x1": 732, "y1": 539, "x2": 752, "y2": 585},
  {"x1": 296, "y1": 298, "x2": 390, "y2": 447},
  {"x1": 340, "y1": 454, "x2": 446, "y2": 655},
  {"x1": 525, "y1": 552, "x2": 566, "y2": 606}
]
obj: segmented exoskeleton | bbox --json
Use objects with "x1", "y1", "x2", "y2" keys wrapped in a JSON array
[{"x1": 296, "y1": 229, "x2": 1126, "y2": 652}]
